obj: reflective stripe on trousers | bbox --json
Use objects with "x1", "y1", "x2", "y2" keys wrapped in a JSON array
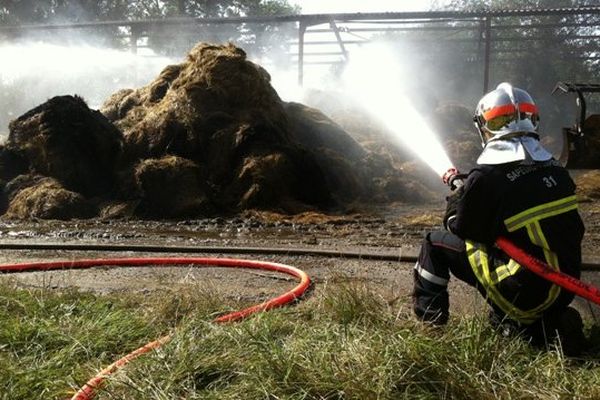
[{"x1": 414, "y1": 261, "x2": 449, "y2": 287}]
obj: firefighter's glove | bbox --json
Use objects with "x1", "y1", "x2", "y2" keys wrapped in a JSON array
[{"x1": 443, "y1": 186, "x2": 464, "y2": 231}]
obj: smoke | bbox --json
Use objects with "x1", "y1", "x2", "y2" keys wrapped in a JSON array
[
  {"x1": 267, "y1": 68, "x2": 304, "y2": 102},
  {"x1": 0, "y1": 42, "x2": 174, "y2": 136}
]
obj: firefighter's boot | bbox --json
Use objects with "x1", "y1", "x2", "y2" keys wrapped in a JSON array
[{"x1": 554, "y1": 306, "x2": 588, "y2": 357}]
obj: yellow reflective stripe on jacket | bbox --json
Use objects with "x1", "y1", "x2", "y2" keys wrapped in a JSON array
[
  {"x1": 506, "y1": 195, "x2": 578, "y2": 269},
  {"x1": 504, "y1": 195, "x2": 578, "y2": 232},
  {"x1": 489, "y1": 259, "x2": 520, "y2": 284},
  {"x1": 467, "y1": 241, "x2": 537, "y2": 324},
  {"x1": 526, "y1": 221, "x2": 559, "y2": 267},
  {"x1": 518, "y1": 219, "x2": 561, "y2": 316}
]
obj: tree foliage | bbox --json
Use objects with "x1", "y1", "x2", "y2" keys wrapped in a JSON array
[
  {"x1": 0, "y1": 0, "x2": 131, "y2": 24},
  {"x1": 0, "y1": 0, "x2": 298, "y2": 23},
  {"x1": 0, "y1": 0, "x2": 299, "y2": 56},
  {"x1": 129, "y1": 0, "x2": 300, "y2": 57}
]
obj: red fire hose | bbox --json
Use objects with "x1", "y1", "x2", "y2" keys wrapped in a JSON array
[
  {"x1": 0, "y1": 257, "x2": 311, "y2": 400},
  {"x1": 496, "y1": 236, "x2": 600, "y2": 306}
]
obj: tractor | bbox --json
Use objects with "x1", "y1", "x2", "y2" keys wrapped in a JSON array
[{"x1": 552, "y1": 82, "x2": 600, "y2": 169}]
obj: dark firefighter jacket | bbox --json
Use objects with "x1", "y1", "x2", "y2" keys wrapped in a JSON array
[{"x1": 447, "y1": 158, "x2": 585, "y2": 324}]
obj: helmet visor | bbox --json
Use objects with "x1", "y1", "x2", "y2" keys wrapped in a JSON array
[
  {"x1": 486, "y1": 114, "x2": 515, "y2": 131},
  {"x1": 482, "y1": 103, "x2": 538, "y2": 133}
]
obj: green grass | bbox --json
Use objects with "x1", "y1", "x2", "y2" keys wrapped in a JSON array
[{"x1": 0, "y1": 280, "x2": 599, "y2": 400}]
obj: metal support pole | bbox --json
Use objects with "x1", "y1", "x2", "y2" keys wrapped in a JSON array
[
  {"x1": 130, "y1": 26, "x2": 139, "y2": 54},
  {"x1": 298, "y1": 21, "x2": 306, "y2": 86},
  {"x1": 483, "y1": 17, "x2": 492, "y2": 93},
  {"x1": 476, "y1": 19, "x2": 485, "y2": 61},
  {"x1": 329, "y1": 18, "x2": 349, "y2": 60}
]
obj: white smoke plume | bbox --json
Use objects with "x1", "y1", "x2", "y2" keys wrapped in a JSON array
[{"x1": 0, "y1": 42, "x2": 174, "y2": 136}]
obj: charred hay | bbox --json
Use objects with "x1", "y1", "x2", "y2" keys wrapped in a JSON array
[
  {"x1": 6, "y1": 95, "x2": 123, "y2": 197},
  {"x1": 133, "y1": 155, "x2": 211, "y2": 218}
]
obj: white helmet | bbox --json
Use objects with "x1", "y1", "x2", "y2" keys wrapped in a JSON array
[
  {"x1": 474, "y1": 82, "x2": 540, "y2": 145},
  {"x1": 474, "y1": 83, "x2": 551, "y2": 165}
]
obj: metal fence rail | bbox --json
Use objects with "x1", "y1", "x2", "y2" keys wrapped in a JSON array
[{"x1": 1, "y1": 7, "x2": 599, "y2": 91}]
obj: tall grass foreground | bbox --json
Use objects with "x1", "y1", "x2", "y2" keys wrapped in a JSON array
[{"x1": 0, "y1": 280, "x2": 599, "y2": 399}]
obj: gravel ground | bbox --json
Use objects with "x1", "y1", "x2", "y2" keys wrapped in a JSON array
[{"x1": 0, "y1": 201, "x2": 598, "y2": 322}]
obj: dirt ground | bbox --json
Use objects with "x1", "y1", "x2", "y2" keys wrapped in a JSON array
[{"x1": 0, "y1": 199, "x2": 599, "y2": 323}]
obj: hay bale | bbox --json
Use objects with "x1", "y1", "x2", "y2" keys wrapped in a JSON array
[
  {"x1": 7, "y1": 95, "x2": 123, "y2": 197},
  {"x1": 286, "y1": 102, "x2": 428, "y2": 204},
  {"x1": 96, "y1": 41, "x2": 448, "y2": 216},
  {"x1": 284, "y1": 102, "x2": 366, "y2": 161},
  {"x1": 4, "y1": 174, "x2": 45, "y2": 201},
  {"x1": 133, "y1": 155, "x2": 211, "y2": 218},
  {"x1": 575, "y1": 170, "x2": 600, "y2": 200},
  {"x1": 228, "y1": 152, "x2": 332, "y2": 213},
  {"x1": 234, "y1": 153, "x2": 292, "y2": 210},
  {"x1": 5, "y1": 177, "x2": 95, "y2": 220},
  {"x1": 102, "y1": 43, "x2": 288, "y2": 163}
]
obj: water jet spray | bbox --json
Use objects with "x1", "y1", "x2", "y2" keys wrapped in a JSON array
[{"x1": 342, "y1": 43, "x2": 454, "y2": 179}]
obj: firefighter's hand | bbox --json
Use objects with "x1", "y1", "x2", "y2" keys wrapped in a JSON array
[{"x1": 443, "y1": 186, "x2": 464, "y2": 231}]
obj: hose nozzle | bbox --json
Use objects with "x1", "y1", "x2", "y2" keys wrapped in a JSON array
[{"x1": 442, "y1": 167, "x2": 464, "y2": 190}]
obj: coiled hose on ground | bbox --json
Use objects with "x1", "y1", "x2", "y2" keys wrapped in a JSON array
[{"x1": 0, "y1": 256, "x2": 310, "y2": 400}]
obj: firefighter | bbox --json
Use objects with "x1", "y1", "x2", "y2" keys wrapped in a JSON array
[{"x1": 413, "y1": 82, "x2": 587, "y2": 355}]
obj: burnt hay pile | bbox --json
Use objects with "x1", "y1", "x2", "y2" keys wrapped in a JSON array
[{"x1": 0, "y1": 43, "x2": 450, "y2": 220}]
